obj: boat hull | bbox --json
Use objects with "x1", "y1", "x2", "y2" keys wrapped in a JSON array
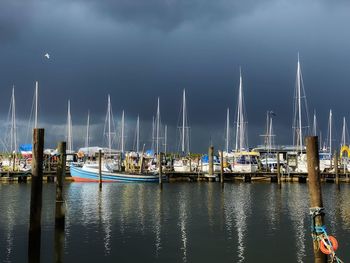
[{"x1": 70, "y1": 165, "x2": 160, "y2": 182}]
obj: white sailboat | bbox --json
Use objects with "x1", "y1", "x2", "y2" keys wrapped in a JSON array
[
  {"x1": 260, "y1": 111, "x2": 281, "y2": 171},
  {"x1": 70, "y1": 95, "x2": 160, "y2": 182},
  {"x1": 174, "y1": 89, "x2": 195, "y2": 173},
  {"x1": 319, "y1": 110, "x2": 333, "y2": 172},
  {"x1": 340, "y1": 117, "x2": 350, "y2": 171},
  {"x1": 227, "y1": 69, "x2": 259, "y2": 173},
  {"x1": 288, "y1": 55, "x2": 310, "y2": 173}
]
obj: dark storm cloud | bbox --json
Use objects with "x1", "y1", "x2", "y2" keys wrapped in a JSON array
[
  {"x1": 1, "y1": 0, "x2": 350, "y2": 151},
  {"x1": 68, "y1": 0, "x2": 276, "y2": 31},
  {"x1": 0, "y1": 0, "x2": 35, "y2": 43}
]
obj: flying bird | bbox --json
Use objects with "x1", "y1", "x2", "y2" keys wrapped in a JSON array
[{"x1": 44, "y1": 53, "x2": 50, "y2": 59}]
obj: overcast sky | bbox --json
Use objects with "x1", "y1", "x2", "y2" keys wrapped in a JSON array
[{"x1": 1, "y1": 0, "x2": 350, "y2": 152}]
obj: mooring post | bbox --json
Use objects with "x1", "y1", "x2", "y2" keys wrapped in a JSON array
[
  {"x1": 98, "y1": 150, "x2": 102, "y2": 189},
  {"x1": 55, "y1": 142, "x2": 66, "y2": 226},
  {"x1": 208, "y1": 146, "x2": 214, "y2": 176},
  {"x1": 28, "y1": 128, "x2": 45, "y2": 263},
  {"x1": 334, "y1": 150, "x2": 339, "y2": 185},
  {"x1": 277, "y1": 152, "x2": 281, "y2": 184},
  {"x1": 220, "y1": 150, "x2": 224, "y2": 183},
  {"x1": 189, "y1": 154, "x2": 192, "y2": 172},
  {"x1": 158, "y1": 153, "x2": 163, "y2": 186},
  {"x1": 306, "y1": 136, "x2": 327, "y2": 263}
]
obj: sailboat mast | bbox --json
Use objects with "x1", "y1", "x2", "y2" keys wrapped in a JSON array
[
  {"x1": 297, "y1": 56, "x2": 303, "y2": 153},
  {"x1": 312, "y1": 111, "x2": 317, "y2": 136},
  {"x1": 156, "y1": 98, "x2": 160, "y2": 154},
  {"x1": 121, "y1": 110, "x2": 125, "y2": 153},
  {"x1": 329, "y1": 109, "x2": 332, "y2": 154},
  {"x1": 235, "y1": 69, "x2": 245, "y2": 151},
  {"x1": 67, "y1": 100, "x2": 73, "y2": 152},
  {"x1": 34, "y1": 81, "x2": 38, "y2": 129},
  {"x1": 182, "y1": 89, "x2": 186, "y2": 153},
  {"x1": 85, "y1": 111, "x2": 90, "y2": 149},
  {"x1": 341, "y1": 117, "x2": 346, "y2": 146},
  {"x1": 108, "y1": 95, "x2": 111, "y2": 153},
  {"x1": 136, "y1": 115, "x2": 140, "y2": 153},
  {"x1": 226, "y1": 108, "x2": 230, "y2": 152},
  {"x1": 164, "y1": 125, "x2": 167, "y2": 155},
  {"x1": 11, "y1": 87, "x2": 17, "y2": 153}
]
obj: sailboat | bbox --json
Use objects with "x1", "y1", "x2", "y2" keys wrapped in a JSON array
[
  {"x1": 287, "y1": 55, "x2": 310, "y2": 173},
  {"x1": 1, "y1": 87, "x2": 18, "y2": 171},
  {"x1": 319, "y1": 110, "x2": 333, "y2": 172},
  {"x1": 226, "y1": 69, "x2": 259, "y2": 173},
  {"x1": 340, "y1": 117, "x2": 350, "y2": 171},
  {"x1": 174, "y1": 89, "x2": 196, "y2": 173},
  {"x1": 259, "y1": 111, "x2": 282, "y2": 171},
  {"x1": 70, "y1": 95, "x2": 160, "y2": 182}
]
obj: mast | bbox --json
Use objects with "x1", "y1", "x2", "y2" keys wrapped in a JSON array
[
  {"x1": 85, "y1": 111, "x2": 90, "y2": 149},
  {"x1": 164, "y1": 125, "x2": 167, "y2": 155},
  {"x1": 297, "y1": 55, "x2": 303, "y2": 153},
  {"x1": 312, "y1": 110, "x2": 317, "y2": 136},
  {"x1": 341, "y1": 117, "x2": 346, "y2": 147},
  {"x1": 10, "y1": 87, "x2": 17, "y2": 154},
  {"x1": 34, "y1": 81, "x2": 38, "y2": 128},
  {"x1": 136, "y1": 115, "x2": 140, "y2": 153},
  {"x1": 151, "y1": 116, "x2": 155, "y2": 153},
  {"x1": 156, "y1": 98, "x2": 160, "y2": 154},
  {"x1": 293, "y1": 54, "x2": 309, "y2": 154},
  {"x1": 182, "y1": 89, "x2": 186, "y2": 153},
  {"x1": 121, "y1": 110, "x2": 125, "y2": 153},
  {"x1": 108, "y1": 95, "x2": 111, "y2": 153},
  {"x1": 226, "y1": 108, "x2": 230, "y2": 152},
  {"x1": 235, "y1": 68, "x2": 246, "y2": 151},
  {"x1": 328, "y1": 109, "x2": 332, "y2": 154},
  {"x1": 67, "y1": 100, "x2": 73, "y2": 152}
]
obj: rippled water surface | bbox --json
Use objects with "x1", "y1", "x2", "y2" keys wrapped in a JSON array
[{"x1": 1, "y1": 182, "x2": 350, "y2": 262}]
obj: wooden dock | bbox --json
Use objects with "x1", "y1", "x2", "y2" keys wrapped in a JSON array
[{"x1": 1, "y1": 170, "x2": 350, "y2": 183}]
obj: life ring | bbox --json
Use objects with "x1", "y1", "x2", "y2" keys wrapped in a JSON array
[{"x1": 319, "y1": 236, "x2": 338, "y2": 255}]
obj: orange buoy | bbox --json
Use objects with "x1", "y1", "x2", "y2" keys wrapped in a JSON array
[{"x1": 319, "y1": 236, "x2": 338, "y2": 255}]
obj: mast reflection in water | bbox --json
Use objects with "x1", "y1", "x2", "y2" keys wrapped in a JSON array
[{"x1": 1, "y1": 183, "x2": 350, "y2": 262}]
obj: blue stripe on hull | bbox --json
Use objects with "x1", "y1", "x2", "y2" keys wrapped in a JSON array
[{"x1": 70, "y1": 166, "x2": 160, "y2": 182}]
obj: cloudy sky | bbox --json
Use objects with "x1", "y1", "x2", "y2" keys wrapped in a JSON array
[{"x1": 1, "y1": 0, "x2": 350, "y2": 152}]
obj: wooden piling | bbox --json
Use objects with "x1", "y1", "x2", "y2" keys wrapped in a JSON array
[
  {"x1": 306, "y1": 136, "x2": 327, "y2": 263},
  {"x1": 55, "y1": 142, "x2": 66, "y2": 227},
  {"x1": 158, "y1": 153, "x2": 163, "y2": 185},
  {"x1": 220, "y1": 150, "x2": 224, "y2": 183},
  {"x1": 334, "y1": 150, "x2": 339, "y2": 185},
  {"x1": 98, "y1": 150, "x2": 102, "y2": 189},
  {"x1": 28, "y1": 128, "x2": 45, "y2": 263},
  {"x1": 277, "y1": 152, "x2": 281, "y2": 184},
  {"x1": 208, "y1": 146, "x2": 214, "y2": 176}
]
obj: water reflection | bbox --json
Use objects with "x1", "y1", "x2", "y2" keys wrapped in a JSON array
[
  {"x1": 153, "y1": 188, "x2": 162, "y2": 257},
  {"x1": 101, "y1": 187, "x2": 112, "y2": 255},
  {"x1": 178, "y1": 187, "x2": 189, "y2": 263},
  {"x1": 264, "y1": 184, "x2": 282, "y2": 233},
  {"x1": 224, "y1": 183, "x2": 252, "y2": 263},
  {"x1": 286, "y1": 184, "x2": 308, "y2": 263}
]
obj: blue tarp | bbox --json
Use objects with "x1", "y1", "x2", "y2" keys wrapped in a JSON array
[{"x1": 19, "y1": 144, "x2": 32, "y2": 152}]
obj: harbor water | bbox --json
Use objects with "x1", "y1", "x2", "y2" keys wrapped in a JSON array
[{"x1": 1, "y1": 182, "x2": 350, "y2": 262}]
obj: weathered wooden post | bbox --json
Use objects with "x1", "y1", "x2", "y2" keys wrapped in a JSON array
[
  {"x1": 306, "y1": 136, "x2": 327, "y2": 263},
  {"x1": 277, "y1": 152, "x2": 281, "y2": 184},
  {"x1": 189, "y1": 154, "x2": 192, "y2": 172},
  {"x1": 28, "y1": 128, "x2": 45, "y2": 263},
  {"x1": 98, "y1": 150, "x2": 102, "y2": 189},
  {"x1": 208, "y1": 146, "x2": 214, "y2": 176},
  {"x1": 220, "y1": 150, "x2": 224, "y2": 183},
  {"x1": 54, "y1": 142, "x2": 66, "y2": 263},
  {"x1": 158, "y1": 153, "x2": 163, "y2": 186},
  {"x1": 55, "y1": 142, "x2": 66, "y2": 227},
  {"x1": 334, "y1": 150, "x2": 339, "y2": 185}
]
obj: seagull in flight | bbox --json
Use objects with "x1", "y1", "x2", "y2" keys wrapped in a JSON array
[{"x1": 44, "y1": 53, "x2": 50, "y2": 59}]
